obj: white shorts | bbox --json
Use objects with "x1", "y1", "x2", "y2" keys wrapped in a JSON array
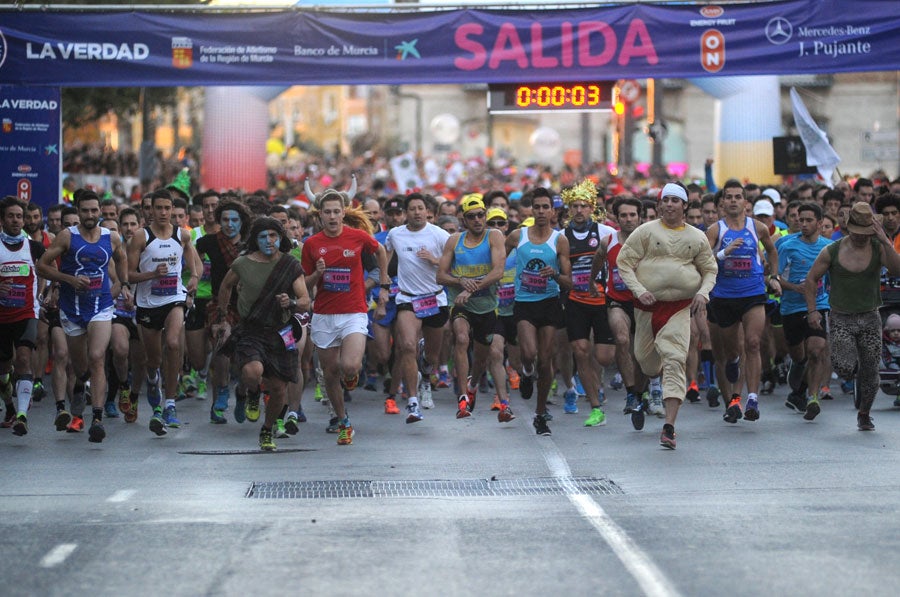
[
  {"x1": 60, "y1": 306, "x2": 114, "y2": 337},
  {"x1": 310, "y1": 312, "x2": 369, "y2": 349}
]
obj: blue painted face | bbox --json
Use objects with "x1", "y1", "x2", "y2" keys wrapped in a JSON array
[
  {"x1": 220, "y1": 210, "x2": 241, "y2": 239},
  {"x1": 257, "y1": 230, "x2": 278, "y2": 256}
]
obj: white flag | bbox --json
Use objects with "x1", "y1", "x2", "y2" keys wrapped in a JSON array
[
  {"x1": 790, "y1": 87, "x2": 841, "y2": 187},
  {"x1": 390, "y1": 152, "x2": 423, "y2": 194}
]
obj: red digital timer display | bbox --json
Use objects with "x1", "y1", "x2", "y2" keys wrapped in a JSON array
[{"x1": 488, "y1": 82, "x2": 614, "y2": 113}]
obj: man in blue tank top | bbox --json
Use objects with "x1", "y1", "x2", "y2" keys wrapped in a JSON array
[
  {"x1": 504, "y1": 188, "x2": 572, "y2": 436},
  {"x1": 706, "y1": 180, "x2": 782, "y2": 425},
  {"x1": 38, "y1": 191, "x2": 129, "y2": 444},
  {"x1": 437, "y1": 194, "x2": 513, "y2": 423}
]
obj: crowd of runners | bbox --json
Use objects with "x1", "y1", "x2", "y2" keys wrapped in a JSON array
[{"x1": 3, "y1": 166, "x2": 900, "y2": 450}]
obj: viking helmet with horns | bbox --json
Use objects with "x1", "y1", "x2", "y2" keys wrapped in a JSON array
[{"x1": 304, "y1": 174, "x2": 358, "y2": 209}]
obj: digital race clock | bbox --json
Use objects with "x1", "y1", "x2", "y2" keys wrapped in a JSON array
[{"x1": 487, "y1": 82, "x2": 614, "y2": 114}]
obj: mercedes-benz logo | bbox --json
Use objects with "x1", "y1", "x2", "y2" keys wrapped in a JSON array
[{"x1": 765, "y1": 17, "x2": 793, "y2": 45}]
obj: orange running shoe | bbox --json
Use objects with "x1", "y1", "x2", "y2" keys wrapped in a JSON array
[
  {"x1": 337, "y1": 423, "x2": 354, "y2": 445},
  {"x1": 723, "y1": 395, "x2": 743, "y2": 424},
  {"x1": 66, "y1": 416, "x2": 85, "y2": 433},
  {"x1": 384, "y1": 397, "x2": 400, "y2": 415},
  {"x1": 456, "y1": 396, "x2": 471, "y2": 419},
  {"x1": 491, "y1": 395, "x2": 502, "y2": 411},
  {"x1": 507, "y1": 366, "x2": 520, "y2": 390},
  {"x1": 497, "y1": 404, "x2": 515, "y2": 423},
  {"x1": 685, "y1": 380, "x2": 700, "y2": 403},
  {"x1": 342, "y1": 373, "x2": 359, "y2": 391}
]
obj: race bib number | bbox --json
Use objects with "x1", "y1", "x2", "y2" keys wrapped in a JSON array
[
  {"x1": 278, "y1": 324, "x2": 297, "y2": 351},
  {"x1": 151, "y1": 274, "x2": 179, "y2": 296},
  {"x1": 610, "y1": 267, "x2": 628, "y2": 292},
  {"x1": 572, "y1": 267, "x2": 592, "y2": 293},
  {"x1": 816, "y1": 278, "x2": 826, "y2": 299},
  {"x1": 201, "y1": 260, "x2": 212, "y2": 281},
  {"x1": 0, "y1": 283, "x2": 26, "y2": 308},
  {"x1": 723, "y1": 256, "x2": 752, "y2": 278},
  {"x1": 521, "y1": 271, "x2": 548, "y2": 294},
  {"x1": 498, "y1": 284, "x2": 515, "y2": 308},
  {"x1": 389, "y1": 276, "x2": 400, "y2": 297},
  {"x1": 114, "y1": 294, "x2": 135, "y2": 318},
  {"x1": 323, "y1": 267, "x2": 351, "y2": 292},
  {"x1": 87, "y1": 273, "x2": 104, "y2": 296},
  {"x1": 411, "y1": 293, "x2": 439, "y2": 319}
]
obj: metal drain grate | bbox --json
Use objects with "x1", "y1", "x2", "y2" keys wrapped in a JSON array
[
  {"x1": 179, "y1": 449, "x2": 316, "y2": 455},
  {"x1": 246, "y1": 477, "x2": 623, "y2": 499}
]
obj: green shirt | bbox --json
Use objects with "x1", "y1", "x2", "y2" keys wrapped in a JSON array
[{"x1": 826, "y1": 237, "x2": 882, "y2": 313}]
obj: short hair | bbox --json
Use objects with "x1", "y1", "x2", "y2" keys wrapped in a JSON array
[
  {"x1": 25, "y1": 201, "x2": 42, "y2": 214},
  {"x1": 854, "y1": 177, "x2": 873, "y2": 192},
  {"x1": 744, "y1": 183, "x2": 760, "y2": 194},
  {"x1": 269, "y1": 204, "x2": 289, "y2": 216},
  {"x1": 403, "y1": 192, "x2": 430, "y2": 211},
  {"x1": 797, "y1": 182, "x2": 814, "y2": 195},
  {"x1": 786, "y1": 199, "x2": 803, "y2": 215},
  {"x1": 119, "y1": 207, "x2": 139, "y2": 222},
  {"x1": 874, "y1": 193, "x2": 900, "y2": 215},
  {"x1": 686, "y1": 200, "x2": 702, "y2": 212},
  {"x1": 686, "y1": 183, "x2": 702, "y2": 196},
  {"x1": 172, "y1": 196, "x2": 188, "y2": 211},
  {"x1": 612, "y1": 196, "x2": 643, "y2": 218},
  {"x1": 48, "y1": 204, "x2": 63, "y2": 215},
  {"x1": 100, "y1": 198, "x2": 118, "y2": 209},
  {"x1": 822, "y1": 189, "x2": 844, "y2": 205},
  {"x1": 722, "y1": 179, "x2": 744, "y2": 194},
  {"x1": 484, "y1": 190, "x2": 509, "y2": 206},
  {"x1": 822, "y1": 213, "x2": 837, "y2": 228},
  {"x1": 75, "y1": 190, "x2": 101, "y2": 209},
  {"x1": 436, "y1": 215, "x2": 459, "y2": 230},
  {"x1": 193, "y1": 189, "x2": 220, "y2": 207},
  {"x1": 61, "y1": 206, "x2": 78, "y2": 219},
  {"x1": 150, "y1": 189, "x2": 173, "y2": 206},
  {"x1": 797, "y1": 202, "x2": 822, "y2": 220},
  {"x1": 1, "y1": 195, "x2": 24, "y2": 218}
]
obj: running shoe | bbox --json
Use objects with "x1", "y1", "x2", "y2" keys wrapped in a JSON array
[
  {"x1": 505, "y1": 367, "x2": 519, "y2": 390},
  {"x1": 297, "y1": 409, "x2": 307, "y2": 423},
  {"x1": 124, "y1": 394, "x2": 138, "y2": 424},
  {"x1": 146, "y1": 374, "x2": 162, "y2": 408},
  {"x1": 760, "y1": 379, "x2": 775, "y2": 395},
  {"x1": 841, "y1": 379, "x2": 855, "y2": 395},
  {"x1": 259, "y1": 427, "x2": 276, "y2": 451},
  {"x1": 723, "y1": 395, "x2": 743, "y2": 424},
  {"x1": 436, "y1": 369, "x2": 452, "y2": 389},
  {"x1": 32, "y1": 380, "x2": 46, "y2": 402},
  {"x1": 54, "y1": 410, "x2": 72, "y2": 431},
  {"x1": 384, "y1": 397, "x2": 400, "y2": 415},
  {"x1": 274, "y1": 419, "x2": 288, "y2": 439},
  {"x1": 455, "y1": 396, "x2": 471, "y2": 419},
  {"x1": 163, "y1": 405, "x2": 181, "y2": 428},
  {"x1": 497, "y1": 404, "x2": 515, "y2": 423},
  {"x1": 610, "y1": 372, "x2": 624, "y2": 391},
  {"x1": 520, "y1": 372, "x2": 534, "y2": 400},
  {"x1": 532, "y1": 413, "x2": 552, "y2": 436},
  {"x1": 803, "y1": 398, "x2": 821, "y2": 421},
  {"x1": 337, "y1": 421, "x2": 354, "y2": 445},
  {"x1": 364, "y1": 371, "x2": 379, "y2": 391},
  {"x1": 245, "y1": 390, "x2": 261, "y2": 422},
  {"x1": 549, "y1": 378, "x2": 558, "y2": 397},
  {"x1": 149, "y1": 408, "x2": 167, "y2": 436},
  {"x1": 211, "y1": 386, "x2": 229, "y2": 424},
  {"x1": 180, "y1": 371, "x2": 199, "y2": 397},
  {"x1": 725, "y1": 357, "x2": 741, "y2": 384},
  {"x1": 12, "y1": 414, "x2": 27, "y2": 437},
  {"x1": 117, "y1": 388, "x2": 132, "y2": 418},
  {"x1": 104, "y1": 400, "x2": 120, "y2": 418},
  {"x1": 421, "y1": 391, "x2": 434, "y2": 410},
  {"x1": 597, "y1": 388, "x2": 607, "y2": 407},
  {"x1": 857, "y1": 412, "x2": 874, "y2": 431},
  {"x1": 563, "y1": 387, "x2": 579, "y2": 414},
  {"x1": 624, "y1": 392, "x2": 640, "y2": 414},
  {"x1": 465, "y1": 376, "x2": 477, "y2": 411},
  {"x1": 788, "y1": 358, "x2": 807, "y2": 392},
  {"x1": 648, "y1": 389, "x2": 664, "y2": 418},
  {"x1": 406, "y1": 401, "x2": 423, "y2": 424},
  {"x1": 284, "y1": 414, "x2": 300, "y2": 435},
  {"x1": 776, "y1": 361, "x2": 788, "y2": 385},
  {"x1": 419, "y1": 375, "x2": 433, "y2": 409},
  {"x1": 820, "y1": 386, "x2": 835, "y2": 401},
  {"x1": 660, "y1": 424, "x2": 676, "y2": 450},
  {"x1": 210, "y1": 404, "x2": 227, "y2": 425},
  {"x1": 584, "y1": 408, "x2": 606, "y2": 427},
  {"x1": 195, "y1": 377, "x2": 208, "y2": 399},
  {"x1": 67, "y1": 416, "x2": 85, "y2": 433},
  {"x1": 491, "y1": 396, "x2": 502, "y2": 411},
  {"x1": 706, "y1": 385, "x2": 721, "y2": 408},
  {"x1": 631, "y1": 400, "x2": 645, "y2": 431},
  {"x1": 326, "y1": 417, "x2": 340, "y2": 434},
  {"x1": 685, "y1": 380, "x2": 700, "y2": 403},
  {"x1": 744, "y1": 396, "x2": 760, "y2": 421},
  {"x1": 314, "y1": 383, "x2": 324, "y2": 402},
  {"x1": 785, "y1": 391, "x2": 808, "y2": 413},
  {"x1": 573, "y1": 374, "x2": 586, "y2": 397},
  {"x1": 88, "y1": 420, "x2": 106, "y2": 443},
  {"x1": 342, "y1": 373, "x2": 359, "y2": 392}
]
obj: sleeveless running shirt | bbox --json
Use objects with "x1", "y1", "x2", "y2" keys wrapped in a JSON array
[
  {"x1": 58, "y1": 226, "x2": 114, "y2": 322},
  {"x1": 448, "y1": 231, "x2": 497, "y2": 314},
  {"x1": 711, "y1": 217, "x2": 765, "y2": 298},
  {"x1": 605, "y1": 234, "x2": 634, "y2": 303},
  {"x1": 515, "y1": 226, "x2": 561, "y2": 302},
  {"x1": 135, "y1": 226, "x2": 187, "y2": 308},
  {"x1": 0, "y1": 239, "x2": 40, "y2": 322}
]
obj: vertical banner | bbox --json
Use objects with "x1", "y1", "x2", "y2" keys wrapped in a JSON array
[{"x1": 0, "y1": 86, "x2": 61, "y2": 211}]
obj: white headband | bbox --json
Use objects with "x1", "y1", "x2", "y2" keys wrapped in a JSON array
[{"x1": 661, "y1": 183, "x2": 688, "y2": 203}]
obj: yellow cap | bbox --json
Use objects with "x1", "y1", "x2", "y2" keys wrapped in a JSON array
[
  {"x1": 460, "y1": 193, "x2": 485, "y2": 214},
  {"x1": 520, "y1": 217, "x2": 535, "y2": 228},
  {"x1": 486, "y1": 207, "x2": 508, "y2": 221}
]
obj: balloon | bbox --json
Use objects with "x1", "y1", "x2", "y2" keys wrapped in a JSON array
[
  {"x1": 529, "y1": 127, "x2": 561, "y2": 160},
  {"x1": 430, "y1": 113, "x2": 461, "y2": 144}
]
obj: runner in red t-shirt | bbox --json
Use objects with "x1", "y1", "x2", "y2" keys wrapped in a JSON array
[{"x1": 302, "y1": 192, "x2": 390, "y2": 445}]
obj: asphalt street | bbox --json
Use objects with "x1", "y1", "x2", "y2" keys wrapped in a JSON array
[{"x1": 2, "y1": 377, "x2": 899, "y2": 596}]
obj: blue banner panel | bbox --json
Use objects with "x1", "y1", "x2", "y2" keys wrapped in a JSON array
[
  {"x1": 0, "y1": 2, "x2": 897, "y2": 87},
  {"x1": 0, "y1": 86, "x2": 61, "y2": 211}
]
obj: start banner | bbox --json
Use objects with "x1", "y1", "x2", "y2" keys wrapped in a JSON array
[{"x1": 0, "y1": 2, "x2": 897, "y2": 87}]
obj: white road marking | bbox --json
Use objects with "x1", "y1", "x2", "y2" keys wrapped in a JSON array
[
  {"x1": 106, "y1": 489, "x2": 137, "y2": 503},
  {"x1": 40, "y1": 543, "x2": 77, "y2": 568},
  {"x1": 538, "y1": 439, "x2": 681, "y2": 597}
]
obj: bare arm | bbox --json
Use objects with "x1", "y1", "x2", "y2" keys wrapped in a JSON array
[
  {"x1": 756, "y1": 220, "x2": 782, "y2": 296},
  {"x1": 555, "y1": 234, "x2": 572, "y2": 291},
  {"x1": 182, "y1": 232, "x2": 201, "y2": 295},
  {"x1": 436, "y1": 232, "x2": 462, "y2": 288},
  {"x1": 127, "y1": 229, "x2": 164, "y2": 284},
  {"x1": 803, "y1": 245, "x2": 832, "y2": 329},
  {"x1": 504, "y1": 229, "x2": 521, "y2": 256},
  {"x1": 36, "y1": 230, "x2": 84, "y2": 290}
]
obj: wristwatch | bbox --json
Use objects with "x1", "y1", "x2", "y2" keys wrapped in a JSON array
[{"x1": 380, "y1": 283, "x2": 391, "y2": 290}]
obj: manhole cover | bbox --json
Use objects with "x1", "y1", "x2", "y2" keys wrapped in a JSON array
[
  {"x1": 179, "y1": 449, "x2": 316, "y2": 455},
  {"x1": 246, "y1": 477, "x2": 623, "y2": 499}
]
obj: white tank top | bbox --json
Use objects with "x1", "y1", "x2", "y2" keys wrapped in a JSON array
[{"x1": 135, "y1": 226, "x2": 186, "y2": 308}]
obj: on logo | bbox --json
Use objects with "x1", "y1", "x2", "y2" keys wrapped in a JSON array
[{"x1": 701, "y1": 30, "x2": 725, "y2": 73}]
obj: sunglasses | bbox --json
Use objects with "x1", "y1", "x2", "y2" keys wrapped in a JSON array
[
  {"x1": 487, "y1": 220, "x2": 507, "y2": 227},
  {"x1": 464, "y1": 211, "x2": 486, "y2": 220}
]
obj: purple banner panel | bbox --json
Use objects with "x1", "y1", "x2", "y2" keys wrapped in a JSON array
[
  {"x1": 0, "y1": 86, "x2": 61, "y2": 211},
  {"x1": 0, "y1": 2, "x2": 897, "y2": 87}
]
